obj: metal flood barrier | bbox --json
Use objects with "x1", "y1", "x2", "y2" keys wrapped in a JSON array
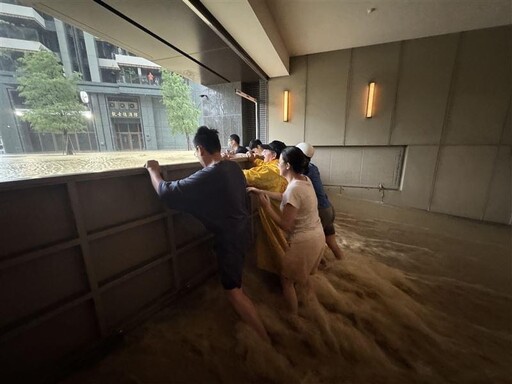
[{"x1": 0, "y1": 159, "x2": 253, "y2": 383}]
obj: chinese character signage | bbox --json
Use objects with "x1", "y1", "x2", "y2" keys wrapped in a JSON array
[
  {"x1": 108, "y1": 99, "x2": 140, "y2": 119},
  {"x1": 110, "y1": 111, "x2": 139, "y2": 118}
]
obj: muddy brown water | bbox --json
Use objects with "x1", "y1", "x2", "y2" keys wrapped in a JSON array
[
  {"x1": 0, "y1": 151, "x2": 197, "y2": 182},
  {"x1": 59, "y1": 210, "x2": 511, "y2": 384}
]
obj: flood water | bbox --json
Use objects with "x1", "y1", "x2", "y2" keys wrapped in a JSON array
[
  {"x1": 60, "y1": 209, "x2": 512, "y2": 384},
  {"x1": 0, "y1": 151, "x2": 197, "y2": 182}
]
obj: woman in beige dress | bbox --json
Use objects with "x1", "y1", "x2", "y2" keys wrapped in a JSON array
[{"x1": 248, "y1": 146, "x2": 325, "y2": 314}]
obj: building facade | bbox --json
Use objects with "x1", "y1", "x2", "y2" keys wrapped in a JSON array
[{"x1": 0, "y1": 0, "x2": 258, "y2": 154}]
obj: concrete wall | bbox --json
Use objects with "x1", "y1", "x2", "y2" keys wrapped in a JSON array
[{"x1": 268, "y1": 26, "x2": 511, "y2": 224}]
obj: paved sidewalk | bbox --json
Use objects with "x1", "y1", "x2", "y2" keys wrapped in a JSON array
[{"x1": 0, "y1": 151, "x2": 197, "y2": 182}]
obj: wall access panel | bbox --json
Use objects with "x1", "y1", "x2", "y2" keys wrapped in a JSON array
[
  {"x1": 329, "y1": 147, "x2": 364, "y2": 186},
  {"x1": 386, "y1": 146, "x2": 439, "y2": 210},
  {"x1": 325, "y1": 146, "x2": 404, "y2": 189}
]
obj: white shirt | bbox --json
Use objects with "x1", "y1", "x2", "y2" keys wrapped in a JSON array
[{"x1": 281, "y1": 177, "x2": 323, "y2": 242}]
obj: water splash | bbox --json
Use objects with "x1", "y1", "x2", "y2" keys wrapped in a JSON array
[{"x1": 61, "y1": 212, "x2": 512, "y2": 384}]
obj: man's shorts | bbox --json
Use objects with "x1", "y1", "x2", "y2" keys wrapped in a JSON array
[
  {"x1": 318, "y1": 204, "x2": 336, "y2": 237},
  {"x1": 214, "y1": 229, "x2": 248, "y2": 290}
]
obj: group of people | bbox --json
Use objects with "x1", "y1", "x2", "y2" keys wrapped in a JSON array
[{"x1": 145, "y1": 126, "x2": 343, "y2": 342}]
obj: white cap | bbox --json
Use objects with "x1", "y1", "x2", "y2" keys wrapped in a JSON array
[{"x1": 296, "y1": 142, "x2": 315, "y2": 158}]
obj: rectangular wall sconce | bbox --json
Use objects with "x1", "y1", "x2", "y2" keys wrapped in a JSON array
[
  {"x1": 283, "y1": 90, "x2": 290, "y2": 122},
  {"x1": 366, "y1": 81, "x2": 376, "y2": 118}
]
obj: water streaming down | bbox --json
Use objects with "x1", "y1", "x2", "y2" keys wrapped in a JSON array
[{"x1": 62, "y1": 211, "x2": 511, "y2": 384}]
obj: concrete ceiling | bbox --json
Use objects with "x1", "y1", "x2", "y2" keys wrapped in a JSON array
[
  {"x1": 202, "y1": 0, "x2": 512, "y2": 77},
  {"x1": 21, "y1": 0, "x2": 512, "y2": 82}
]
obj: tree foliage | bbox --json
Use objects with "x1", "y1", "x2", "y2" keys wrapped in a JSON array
[
  {"x1": 16, "y1": 50, "x2": 87, "y2": 153},
  {"x1": 161, "y1": 70, "x2": 200, "y2": 149}
]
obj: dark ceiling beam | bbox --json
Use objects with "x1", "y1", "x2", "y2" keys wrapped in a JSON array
[
  {"x1": 183, "y1": 0, "x2": 269, "y2": 82},
  {"x1": 92, "y1": 0, "x2": 230, "y2": 83}
]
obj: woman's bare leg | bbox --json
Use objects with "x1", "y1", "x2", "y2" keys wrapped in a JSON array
[
  {"x1": 326, "y1": 234, "x2": 344, "y2": 260},
  {"x1": 281, "y1": 276, "x2": 298, "y2": 314}
]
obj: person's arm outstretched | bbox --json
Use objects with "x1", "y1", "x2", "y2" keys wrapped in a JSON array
[
  {"x1": 258, "y1": 193, "x2": 297, "y2": 233},
  {"x1": 145, "y1": 160, "x2": 163, "y2": 193},
  {"x1": 247, "y1": 187, "x2": 283, "y2": 202}
]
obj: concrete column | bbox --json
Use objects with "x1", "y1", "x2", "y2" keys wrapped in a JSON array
[
  {"x1": 0, "y1": 84, "x2": 24, "y2": 153},
  {"x1": 83, "y1": 32, "x2": 101, "y2": 82},
  {"x1": 91, "y1": 94, "x2": 115, "y2": 151},
  {"x1": 54, "y1": 20, "x2": 73, "y2": 77},
  {"x1": 140, "y1": 96, "x2": 158, "y2": 150}
]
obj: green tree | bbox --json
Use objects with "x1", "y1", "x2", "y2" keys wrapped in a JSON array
[
  {"x1": 16, "y1": 50, "x2": 87, "y2": 154},
  {"x1": 161, "y1": 70, "x2": 200, "y2": 149}
]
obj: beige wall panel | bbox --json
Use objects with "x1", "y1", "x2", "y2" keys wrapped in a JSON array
[
  {"x1": 445, "y1": 27, "x2": 512, "y2": 144},
  {"x1": 311, "y1": 147, "x2": 333, "y2": 184},
  {"x1": 386, "y1": 146, "x2": 439, "y2": 210},
  {"x1": 329, "y1": 148, "x2": 363, "y2": 185},
  {"x1": 102, "y1": 261, "x2": 174, "y2": 330},
  {"x1": 305, "y1": 50, "x2": 350, "y2": 145},
  {"x1": 430, "y1": 146, "x2": 497, "y2": 219},
  {"x1": 345, "y1": 43, "x2": 400, "y2": 145},
  {"x1": 0, "y1": 247, "x2": 87, "y2": 328},
  {"x1": 483, "y1": 146, "x2": 512, "y2": 224},
  {"x1": 391, "y1": 35, "x2": 458, "y2": 145},
  {"x1": 0, "y1": 301, "x2": 99, "y2": 383},
  {"x1": 77, "y1": 174, "x2": 162, "y2": 233},
  {"x1": 268, "y1": 57, "x2": 307, "y2": 144},
  {"x1": 0, "y1": 185, "x2": 76, "y2": 258},
  {"x1": 90, "y1": 220, "x2": 169, "y2": 284}
]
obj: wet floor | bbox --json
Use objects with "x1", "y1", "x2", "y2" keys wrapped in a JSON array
[
  {"x1": 59, "y1": 210, "x2": 512, "y2": 384},
  {"x1": 0, "y1": 151, "x2": 197, "y2": 182}
]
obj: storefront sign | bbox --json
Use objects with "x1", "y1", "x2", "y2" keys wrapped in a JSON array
[
  {"x1": 110, "y1": 111, "x2": 139, "y2": 118},
  {"x1": 108, "y1": 99, "x2": 140, "y2": 119}
]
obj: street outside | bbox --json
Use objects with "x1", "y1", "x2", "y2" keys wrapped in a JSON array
[{"x1": 0, "y1": 150, "x2": 198, "y2": 182}]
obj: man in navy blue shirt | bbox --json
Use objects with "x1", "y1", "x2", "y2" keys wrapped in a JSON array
[{"x1": 145, "y1": 126, "x2": 269, "y2": 342}]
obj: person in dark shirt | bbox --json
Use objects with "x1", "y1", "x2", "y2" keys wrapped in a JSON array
[
  {"x1": 145, "y1": 126, "x2": 269, "y2": 342},
  {"x1": 227, "y1": 134, "x2": 248, "y2": 155}
]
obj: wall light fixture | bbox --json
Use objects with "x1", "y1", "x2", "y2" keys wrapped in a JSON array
[
  {"x1": 283, "y1": 90, "x2": 290, "y2": 122},
  {"x1": 366, "y1": 82, "x2": 376, "y2": 118}
]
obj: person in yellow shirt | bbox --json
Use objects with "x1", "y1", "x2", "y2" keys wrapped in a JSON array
[{"x1": 243, "y1": 140, "x2": 288, "y2": 274}]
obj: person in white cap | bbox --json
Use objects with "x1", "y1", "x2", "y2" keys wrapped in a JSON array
[{"x1": 296, "y1": 142, "x2": 344, "y2": 260}]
